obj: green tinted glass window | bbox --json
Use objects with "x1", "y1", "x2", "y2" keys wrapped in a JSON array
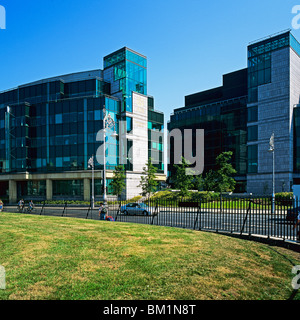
[
  {"x1": 248, "y1": 126, "x2": 258, "y2": 141},
  {"x1": 248, "y1": 145, "x2": 258, "y2": 173},
  {"x1": 248, "y1": 106, "x2": 258, "y2": 122}
]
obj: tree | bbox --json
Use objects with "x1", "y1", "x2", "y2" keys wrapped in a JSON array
[
  {"x1": 173, "y1": 157, "x2": 194, "y2": 197},
  {"x1": 214, "y1": 151, "x2": 237, "y2": 194},
  {"x1": 206, "y1": 151, "x2": 237, "y2": 213},
  {"x1": 203, "y1": 152, "x2": 237, "y2": 193},
  {"x1": 193, "y1": 174, "x2": 204, "y2": 191},
  {"x1": 111, "y1": 165, "x2": 126, "y2": 200},
  {"x1": 138, "y1": 158, "x2": 158, "y2": 198},
  {"x1": 203, "y1": 170, "x2": 217, "y2": 192}
]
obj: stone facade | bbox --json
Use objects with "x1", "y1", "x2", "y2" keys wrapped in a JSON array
[{"x1": 247, "y1": 46, "x2": 300, "y2": 194}]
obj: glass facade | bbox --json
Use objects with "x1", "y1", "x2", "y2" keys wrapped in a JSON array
[
  {"x1": 294, "y1": 107, "x2": 300, "y2": 173},
  {"x1": 247, "y1": 106, "x2": 258, "y2": 123},
  {"x1": 53, "y1": 180, "x2": 83, "y2": 198},
  {"x1": 247, "y1": 145, "x2": 258, "y2": 174},
  {"x1": 168, "y1": 68, "x2": 248, "y2": 192},
  {"x1": 0, "y1": 46, "x2": 164, "y2": 201},
  {"x1": 247, "y1": 125, "x2": 258, "y2": 142},
  {"x1": 17, "y1": 181, "x2": 46, "y2": 198},
  {"x1": 148, "y1": 110, "x2": 164, "y2": 173},
  {"x1": 104, "y1": 47, "x2": 147, "y2": 113},
  {"x1": 247, "y1": 31, "x2": 300, "y2": 104}
]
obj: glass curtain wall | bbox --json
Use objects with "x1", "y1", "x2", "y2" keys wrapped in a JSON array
[
  {"x1": 248, "y1": 31, "x2": 290, "y2": 103},
  {"x1": 104, "y1": 48, "x2": 147, "y2": 113}
]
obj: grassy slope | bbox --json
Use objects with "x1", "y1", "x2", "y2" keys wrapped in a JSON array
[{"x1": 0, "y1": 212, "x2": 299, "y2": 300}]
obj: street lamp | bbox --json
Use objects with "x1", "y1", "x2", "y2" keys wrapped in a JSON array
[
  {"x1": 88, "y1": 155, "x2": 95, "y2": 209},
  {"x1": 103, "y1": 109, "x2": 118, "y2": 206},
  {"x1": 268, "y1": 133, "x2": 275, "y2": 214}
]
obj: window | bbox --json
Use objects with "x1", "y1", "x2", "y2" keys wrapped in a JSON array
[
  {"x1": 248, "y1": 126, "x2": 258, "y2": 141},
  {"x1": 53, "y1": 180, "x2": 83, "y2": 197},
  {"x1": 126, "y1": 117, "x2": 133, "y2": 133},
  {"x1": 248, "y1": 106, "x2": 258, "y2": 123},
  {"x1": 248, "y1": 145, "x2": 258, "y2": 173},
  {"x1": 94, "y1": 110, "x2": 102, "y2": 121},
  {"x1": 55, "y1": 114, "x2": 62, "y2": 124}
]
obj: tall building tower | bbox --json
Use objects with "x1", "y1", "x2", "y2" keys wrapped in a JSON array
[{"x1": 247, "y1": 30, "x2": 300, "y2": 194}]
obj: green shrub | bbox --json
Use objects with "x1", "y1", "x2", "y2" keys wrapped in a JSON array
[{"x1": 275, "y1": 192, "x2": 293, "y2": 206}]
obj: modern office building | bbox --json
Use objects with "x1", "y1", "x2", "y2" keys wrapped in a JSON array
[
  {"x1": 0, "y1": 47, "x2": 165, "y2": 203},
  {"x1": 169, "y1": 30, "x2": 300, "y2": 194},
  {"x1": 168, "y1": 69, "x2": 248, "y2": 192}
]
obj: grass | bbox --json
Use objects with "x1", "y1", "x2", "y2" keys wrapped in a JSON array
[{"x1": 0, "y1": 212, "x2": 299, "y2": 300}]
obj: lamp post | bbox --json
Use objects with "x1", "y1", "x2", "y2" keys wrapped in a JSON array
[
  {"x1": 88, "y1": 155, "x2": 95, "y2": 209},
  {"x1": 268, "y1": 133, "x2": 275, "y2": 214},
  {"x1": 103, "y1": 109, "x2": 118, "y2": 206}
]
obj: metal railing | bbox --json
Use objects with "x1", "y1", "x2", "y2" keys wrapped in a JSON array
[
  {"x1": 5, "y1": 196, "x2": 300, "y2": 244},
  {"x1": 111, "y1": 196, "x2": 300, "y2": 243}
]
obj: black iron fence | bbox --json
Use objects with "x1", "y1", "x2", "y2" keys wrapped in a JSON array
[
  {"x1": 111, "y1": 196, "x2": 300, "y2": 243},
  {"x1": 5, "y1": 196, "x2": 300, "y2": 243}
]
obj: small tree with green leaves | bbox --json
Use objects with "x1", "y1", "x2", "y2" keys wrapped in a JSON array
[
  {"x1": 173, "y1": 157, "x2": 194, "y2": 197},
  {"x1": 193, "y1": 174, "x2": 204, "y2": 191},
  {"x1": 215, "y1": 151, "x2": 237, "y2": 194},
  {"x1": 138, "y1": 158, "x2": 158, "y2": 198},
  {"x1": 203, "y1": 170, "x2": 217, "y2": 192},
  {"x1": 111, "y1": 165, "x2": 126, "y2": 200},
  {"x1": 213, "y1": 151, "x2": 237, "y2": 213},
  {"x1": 203, "y1": 152, "x2": 236, "y2": 193}
]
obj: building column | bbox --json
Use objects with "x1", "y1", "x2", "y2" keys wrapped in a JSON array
[
  {"x1": 46, "y1": 179, "x2": 53, "y2": 201},
  {"x1": 83, "y1": 178, "x2": 90, "y2": 202},
  {"x1": 9, "y1": 180, "x2": 17, "y2": 204}
]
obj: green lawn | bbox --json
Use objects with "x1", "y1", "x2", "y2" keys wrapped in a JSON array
[{"x1": 0, "y1": 212, "x2": 299, "y2": 300}]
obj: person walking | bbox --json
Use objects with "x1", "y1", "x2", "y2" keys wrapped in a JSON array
[
  {"x1": 99, "y1": 203, "x2": 107, "y2": 220},
  {"x1": 18, "y1": 199, "x2": 25, "y2": 212},
  {"x1": 28, "y1": 200, "x2": 35, "y2": 213}
]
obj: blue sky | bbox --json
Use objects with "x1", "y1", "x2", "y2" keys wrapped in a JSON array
[{"x1": 1, "y1": 0, "x2": 300, "y2": 120}]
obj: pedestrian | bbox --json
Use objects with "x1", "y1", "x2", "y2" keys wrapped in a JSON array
[
  {"x1": 99, "y1": 203, "x2": 107, "y2": 220},
  {"x1": 0, "y1": 199, "x2": 3, "y2": 212},
  {"x1": 18, "y1": 199, "x2": 25, "y2": 212},
  {"x1": 28, "y1": 200, "x2": 34, "y2": 213},
  {"x1": 294, "y1": 212, "x2": 300, "y2": 241}
]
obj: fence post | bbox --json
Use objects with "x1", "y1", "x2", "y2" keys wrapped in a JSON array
[
  {"x1": 241, "y1": 199, "x2": 252, "y2": 235},
  {"x1": 62, "y1": 201, "x2": 67, "y2": 217},
  {"x1": 40, "y1": 200, "x2": 46, "y2": 216},
  {"x1": 193, "y1": 201, "x2": 201, "y2": 230},
  {"x1": 115, "y1": 203, "x2": 121, "y2": 221},
  {"x1": 151, "y1": 202, "x2": 158, "y2": 225},
  {"x1": 86, "y1": 204, "x2": 91, "y2": 219}
]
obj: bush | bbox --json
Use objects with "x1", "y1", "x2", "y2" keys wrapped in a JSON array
[
  {"x1": 129, "y1": 195, "x2": 143, "y2": 202},
  {"x1": 150, "y1": 190, "x2": 221, "y2": 203},
  {"x1": 275, "y1": 192, "x2": 293, "y2": 206},
  {"x1": 190, "y1": 191, "x2": 220, "y2": 203},
  {"x1": 151, "y1": 190, "x2": 179, "y2": 201}
]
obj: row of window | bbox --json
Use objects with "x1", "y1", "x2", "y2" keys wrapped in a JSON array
[
  {"x1": 248, "y1": 33, "x2": 289, "y2": 58},
  {"x1": 15, "y1": 179, "x2": 115, "y2": 198}
]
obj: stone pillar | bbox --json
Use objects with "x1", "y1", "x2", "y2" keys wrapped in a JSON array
[
  {"x1": 46, "y1": 179, "x2": 53, "y2": 201},
  {"x1": 83, "y1": 178, "x2": 90, "y2": 202},
  {"x1": 9, "y1": 180, "x2": 17, "y2": 204}
]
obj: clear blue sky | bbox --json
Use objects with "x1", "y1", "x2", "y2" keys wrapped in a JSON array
[{"x1": 1, "y1": 0, "x2": 300, "y2": 120}]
